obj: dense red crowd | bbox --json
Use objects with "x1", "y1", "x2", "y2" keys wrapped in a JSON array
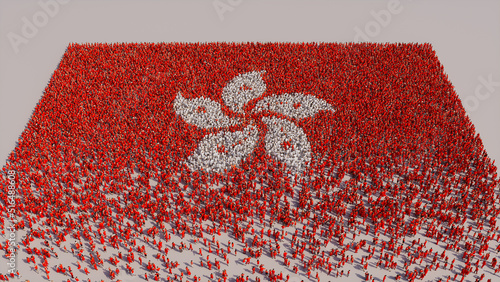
[{"x1": 1, "y1": 42, "x2": 499, "y2": 281}]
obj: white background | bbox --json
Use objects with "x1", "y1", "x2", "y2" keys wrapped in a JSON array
[{"x1": 1, "y1": 0, "x2": 499, "y2": 166}]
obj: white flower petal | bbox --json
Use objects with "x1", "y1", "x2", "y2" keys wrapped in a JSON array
[
  {"x1": 262, "y1": 116, "x2": 311, "y2": 173},
  {"x1": 222, "y1": 71, "x2": 266, "y2": 113},
  {"x1": 186, "y1": 124, "x2": 259, "y2": 173},
  {"x1": 253, "y1": 93, "x2": 334, "y2": 119},
  {"x1": 174, "y1": 93, "x2": 240, "y2": 128}
]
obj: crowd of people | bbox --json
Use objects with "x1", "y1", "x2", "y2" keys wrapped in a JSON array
[
  {"x1": 174, "y1": 71, "x2": 336, "y2": 175},
  {"x1": 0, "y1": 42, "x2": 499, "y2": 281}
]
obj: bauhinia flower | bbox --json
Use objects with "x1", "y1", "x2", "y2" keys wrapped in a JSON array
[{"x1": 174, "y1": 71, "x2": 335, "y2": 174}]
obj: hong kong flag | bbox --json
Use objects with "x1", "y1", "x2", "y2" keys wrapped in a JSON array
[{"x1": 1, "y1": 42, "x2": 499, "y2": 281}]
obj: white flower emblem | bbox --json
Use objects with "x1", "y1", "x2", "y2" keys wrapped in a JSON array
[{"x1": 174, "y1": 71, "x2": 335, "y2": 174}]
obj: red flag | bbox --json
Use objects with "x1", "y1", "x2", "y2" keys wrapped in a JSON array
[{"x1": 1, "y1": 42, "x2": 498, "y2": 281}]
